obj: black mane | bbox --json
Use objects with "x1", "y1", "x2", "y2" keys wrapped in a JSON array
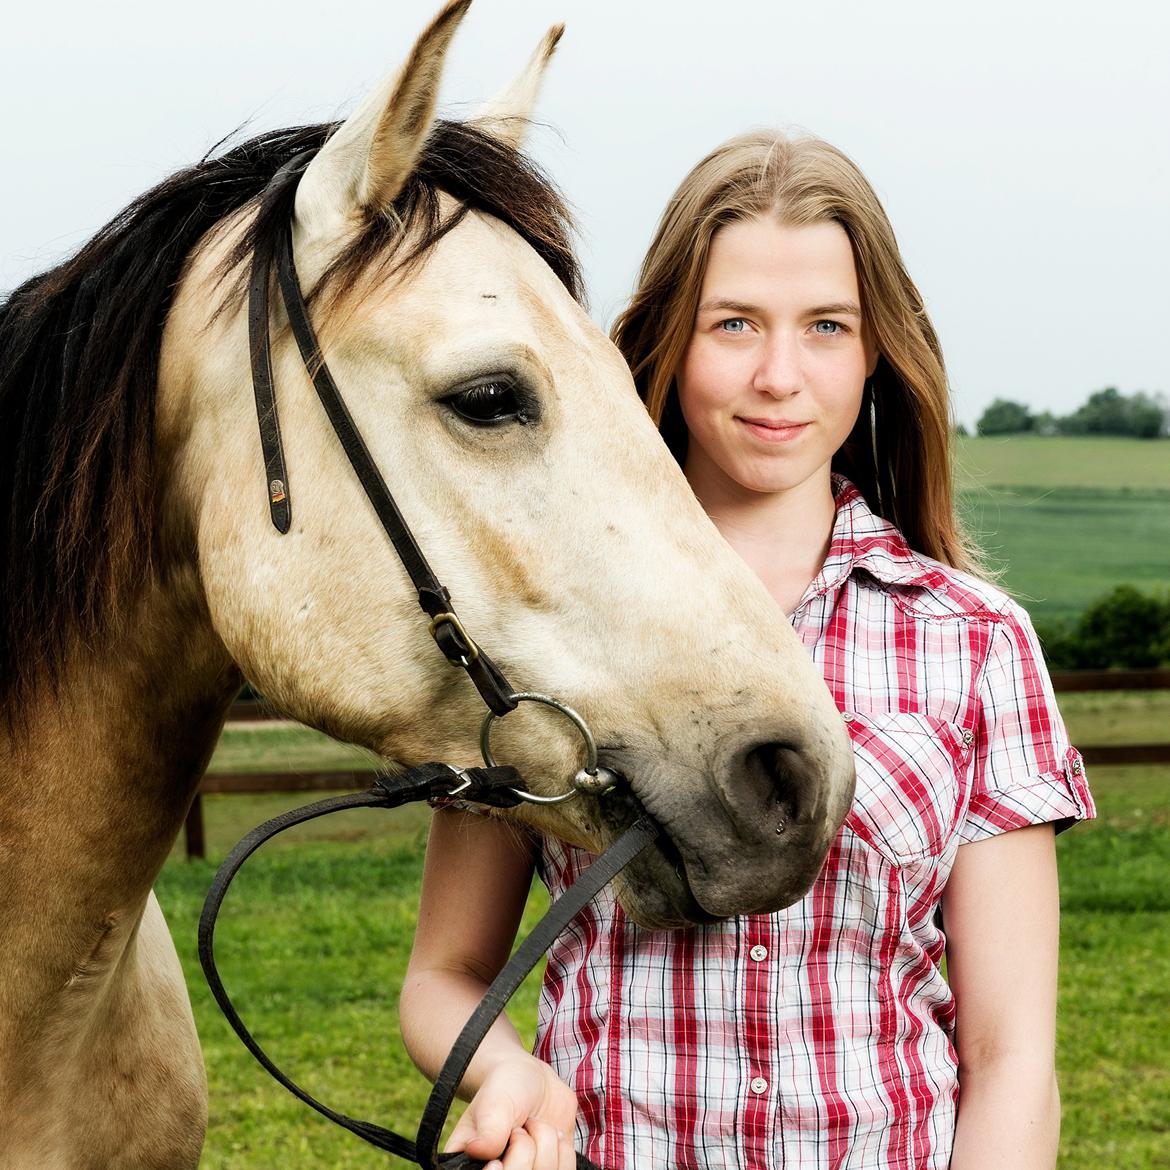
[{"x1": 0, "y1": 119, "x2": 580, "y2": 712}]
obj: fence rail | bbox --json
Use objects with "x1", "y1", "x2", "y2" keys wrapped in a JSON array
[
  {"x1": 1050, "y1": 668, "x2": 1170, "y2": 692},
  {"x1": 183, "y1": 669, "x2": 1170, "y2": 859}
]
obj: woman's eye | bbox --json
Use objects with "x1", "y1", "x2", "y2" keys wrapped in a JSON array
[
  {"x1": 720, "y1": 318, "x2": 749, "y2": 334},
  {"x1": 814, "y1": 320, "x2": 842, "y2": 335},
  {"x1": 443, "y1": 380, "x2": 525, "y2": 426}
]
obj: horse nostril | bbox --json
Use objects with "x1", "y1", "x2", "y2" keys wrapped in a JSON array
[{"x1": 742, "y1": 741, "x2": 811, "y2": 826}]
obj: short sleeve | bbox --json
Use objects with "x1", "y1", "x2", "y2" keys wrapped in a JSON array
[{"x1": 959, "y1": 604, "x2": 1096, "y2": 845}]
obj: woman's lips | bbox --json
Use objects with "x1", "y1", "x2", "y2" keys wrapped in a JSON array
[{"x1": 737, "y1": 417, "x2": 810, "y2": 443}]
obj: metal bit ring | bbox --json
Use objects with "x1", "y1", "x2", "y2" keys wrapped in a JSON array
[{"x1": 480, "y1": 692, "x2": 601, "y2": 805}]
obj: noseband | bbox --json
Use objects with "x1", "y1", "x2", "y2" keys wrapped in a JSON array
[{"x1": 200, "y1": 151, "x2": 656, "y2": 1170}]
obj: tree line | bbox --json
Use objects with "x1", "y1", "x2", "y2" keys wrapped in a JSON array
[
  {"x1": 1036, "y1": 585, "x2": 1170, "y2": 670},
  {"x1": 974, "y1": 387, "x2": 1167, "y2": 438}
]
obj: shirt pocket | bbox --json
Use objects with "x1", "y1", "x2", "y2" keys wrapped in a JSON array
[{"x1": 843, "y1": 712, "x2": 970, "y2": 866}]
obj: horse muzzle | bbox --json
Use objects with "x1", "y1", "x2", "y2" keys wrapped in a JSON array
[{"x1": 596, "y1": 728, "x2": 856, "y2": 929}]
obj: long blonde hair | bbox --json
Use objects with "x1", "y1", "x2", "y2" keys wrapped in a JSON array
[{"x1": 612, "y1": 130, "x2": 981, "y2": 574}]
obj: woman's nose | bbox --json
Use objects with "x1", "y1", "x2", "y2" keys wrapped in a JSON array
[{"x1": 752, "y1": 335, "x2": 802, "y2": 398}]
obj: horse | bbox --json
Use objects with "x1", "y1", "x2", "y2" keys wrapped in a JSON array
[{"x1": 0, "y1": 3, "x2": 854, "y2": 1166}]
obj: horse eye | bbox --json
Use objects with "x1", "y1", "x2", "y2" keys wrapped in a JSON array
[{"x1": 442, "y1": 379, "x2": 527, "y2": 426}]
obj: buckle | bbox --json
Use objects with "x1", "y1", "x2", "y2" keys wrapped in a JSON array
[{"x1": 427, "y1": 611, "x2": 480, "y2": 667}]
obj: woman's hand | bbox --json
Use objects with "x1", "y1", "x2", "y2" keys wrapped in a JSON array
[{"x1": 445, "y1": 1052, "x2": 578, "y2": 1170}]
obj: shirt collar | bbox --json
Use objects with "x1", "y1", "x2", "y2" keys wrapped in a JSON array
[{"x1": 803, "y1": 476, "x2": 948, "y2": 604}]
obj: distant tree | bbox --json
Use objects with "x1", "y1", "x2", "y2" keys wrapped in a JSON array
[
  {"x1": 1127, "y1": 391, "x2": 1167, "y2": 438},
  {"x1": 1059, "y1": 386, "x2": 1127, "y2": 435},
  {"x1": 1031, "y1": 410, "x2": 1059, "y2": 436},
  {"x1": 1058, "y1": 387, "x2": 1168, "y2": 438},
  {"x1": 954, "y1": 422, "x2": 970, "y2": 437},
  {"x1": 976, "y1": 398, "x2": 1033, "y2": 436},
  {"x1": 1033, "y1": 619, "x2": 1080, "y2": 670},
  {"x1": 1063, "y1": 586, "x2": 1170, "y2": 669}
]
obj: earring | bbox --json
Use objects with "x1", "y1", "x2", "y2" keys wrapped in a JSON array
[{"x1": 867, "y1": 379, "x2": 883, "y2": 513}]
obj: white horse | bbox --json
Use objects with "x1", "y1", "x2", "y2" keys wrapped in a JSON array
[{"x1": 0, "y1": 3, "x2": 853, "y2": 1166}]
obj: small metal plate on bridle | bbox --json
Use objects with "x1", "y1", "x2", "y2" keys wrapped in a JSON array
[{"x1": 481, "y1": 692, "x2": 617, "y2": 804}]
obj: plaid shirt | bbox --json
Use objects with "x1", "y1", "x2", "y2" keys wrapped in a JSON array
[{"x1": 532, "y1": 478, "x2": 1095, "y2": 1170}]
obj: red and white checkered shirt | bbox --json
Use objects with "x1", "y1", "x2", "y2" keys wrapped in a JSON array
[{"x1": 532, "y1": 477, "x2": 1095, "y2": 1170}]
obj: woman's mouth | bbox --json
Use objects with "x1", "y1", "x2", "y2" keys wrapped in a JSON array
[{"x1": 736, "y1": 416, "x2": 810, "y2": 443}]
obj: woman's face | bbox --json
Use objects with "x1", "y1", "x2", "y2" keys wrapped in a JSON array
[{"x1": 676, "y1": 216, "x2": 877, "y2": 499}]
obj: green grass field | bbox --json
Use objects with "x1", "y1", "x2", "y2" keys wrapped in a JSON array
[
  {"x1": 156, "y1": 698, "x2": 1170, "y2": 1170},
  {"x1": 954, "y1": 435, "x2": 1170, "y2": 494},
  {"x1": 953, "y1": 436, "x2": 1170, "y2": 625}
]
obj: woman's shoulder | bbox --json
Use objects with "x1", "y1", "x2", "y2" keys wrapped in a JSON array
[
  {"x1": 891, "y1": 554, "x2": 1024, "y2": 625},
  {"x1": 831, "y1": 478, "x2": 1023, "y2": 626}
]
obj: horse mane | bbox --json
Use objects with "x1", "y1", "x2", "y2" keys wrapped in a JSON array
[{"x1": 0, "y1": 119, "x2": 581, "y2": 713}]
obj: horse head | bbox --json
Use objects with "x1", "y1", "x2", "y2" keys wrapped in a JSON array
[{"x1": 158, "y1": 0, "x2": 854, "y2": 929}]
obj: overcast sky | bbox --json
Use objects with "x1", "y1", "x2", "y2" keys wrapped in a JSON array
[{"x1": 4, "y1": 0, "x2": 1167, "y2": 426}]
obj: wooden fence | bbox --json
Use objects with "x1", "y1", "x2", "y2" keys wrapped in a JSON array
[{"x1": 182, "y1": 669, "x2": 1170, "y2": 859}]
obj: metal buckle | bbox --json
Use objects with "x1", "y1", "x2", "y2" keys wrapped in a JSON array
[
  {"x1": 427, "y1": 611, "x2": 480, "y2": 667},
  {"x1": 444, "y1": 766, "x2": 475, "y2": 799}
]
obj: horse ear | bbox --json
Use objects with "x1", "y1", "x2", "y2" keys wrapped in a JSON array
[
  {"x1": 294, "y1": 0, "x2": 471, "y2": 236},
  {"x1": 471, "y1": 23, "x2": 564, "y2": 150}
]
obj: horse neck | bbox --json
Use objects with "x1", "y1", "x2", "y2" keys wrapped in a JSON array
[{"x1": 1, "y1": 569, "x2": 239, "y2": 945}]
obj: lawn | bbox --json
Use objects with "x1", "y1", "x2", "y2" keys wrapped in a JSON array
[
  {"x1": 958, "y1": 487, "x2": 1170, "y2": 623},
  {"x1": 1054, "y1": 759, "x2": 1170, "y2": 1170},
  {"x1": 952, "y1": 436, "x2": 1170, "y2": 626},
  {"x1": 156, "y1": 699, "x2": 1170, "y2": 1168},
  {"x1": 954, "y1": 435, "x2": 1170, "y2": 494}
]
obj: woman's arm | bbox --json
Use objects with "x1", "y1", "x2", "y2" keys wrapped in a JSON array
[
  {"x1": 942, "y1": 823, "x2": 1062, "y2": 1170},
  {"x1": 400, "y1": 808, "x2": 577, "y2": 1170}
]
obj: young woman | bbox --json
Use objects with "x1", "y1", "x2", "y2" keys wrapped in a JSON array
[{"x1": 400, "y1": 130, "x2": 1095, "y2": 1170}]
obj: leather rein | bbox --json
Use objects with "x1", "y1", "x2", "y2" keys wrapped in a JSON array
[{"x1": 198, "y1": 151, "x2": 657, "y2": 1170}]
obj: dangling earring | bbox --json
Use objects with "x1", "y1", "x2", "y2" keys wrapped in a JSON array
[{"x1": 867, "y1": 379, "x2": 883, "y2": 514}]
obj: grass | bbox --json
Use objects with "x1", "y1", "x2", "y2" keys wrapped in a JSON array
[
  {"x1": 163, "y1": 832, "x2": 546, "y2": 1168},
  {"x1": 155, "y1": 699, "x2": 1170, "y2": 1168},
  {"x1": 954, "y1": 435, "x2": 1170, "y2": 493},
  {"x1": 957, "y1": 487, "x2": 1170, "y2": 623},
  {"x1": 952, "y1": 437, "x2": 1170, "y2": 625},
  {"x1": 206, "y1": 723, "x2": 376, "y2": 774},
  {"x1": 1054, "y1": 762, "x2": 1170, "y2": 1169},
  {"x1": 1059, "y1": 689, "x2": 1170, "y2": 750}
]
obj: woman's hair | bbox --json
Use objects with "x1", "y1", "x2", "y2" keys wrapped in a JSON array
[{"x1": 612, "y1": 129, "x2": 982, "y2": 575}]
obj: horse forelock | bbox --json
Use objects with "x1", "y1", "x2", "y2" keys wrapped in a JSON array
[
  {"x1": 0, "y1": 117, "x2": 580, "y2": 718},
  {"x1": 214, "y1": 119, "x2": 582, "y2": 331}
]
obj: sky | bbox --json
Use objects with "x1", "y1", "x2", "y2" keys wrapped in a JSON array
[{"x1": 4, "y1": 0, "x2": 1167, "y2": 428}]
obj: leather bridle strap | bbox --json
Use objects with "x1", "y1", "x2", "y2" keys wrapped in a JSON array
[
  {"x1": 247, "y1": 152, "x2": 517, "y2": 718},
  {"x1": 198, "y1": 761, "x2": 657, "y2": 1170}
]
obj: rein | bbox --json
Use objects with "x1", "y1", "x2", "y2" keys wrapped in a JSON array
[
  {"x1": 198, "y1": 766, "x2": 655, "y2": 1170},
  {"x1": 201, "y1": 151, "x2": 658, "y2": 1170}
]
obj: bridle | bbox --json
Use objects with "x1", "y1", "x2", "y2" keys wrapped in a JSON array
[
  {"x1": 199, "y1": 151, "x2": 657, "y2": 1170},
  {"x1": 248, "y1": 150, "x2": 617, "y2": 805}
]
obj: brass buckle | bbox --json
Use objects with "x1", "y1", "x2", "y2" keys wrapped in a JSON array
[{"x1": 427, "y1": 611, "x2": 480, "y2": 667}]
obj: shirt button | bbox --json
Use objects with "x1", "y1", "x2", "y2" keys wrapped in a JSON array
[
  {"x1": 961, "y1": 729, "x2": 975, "y2": 746},
  {"x1": 841, "y1": 711, "x2": 855, "y2": 723},
  {"x1": 750, "y1": 1076, "x2": 769, "y2": 1094},
  {"x1": 749, "y1": 944, "x2": 768, "y2": 961}
]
